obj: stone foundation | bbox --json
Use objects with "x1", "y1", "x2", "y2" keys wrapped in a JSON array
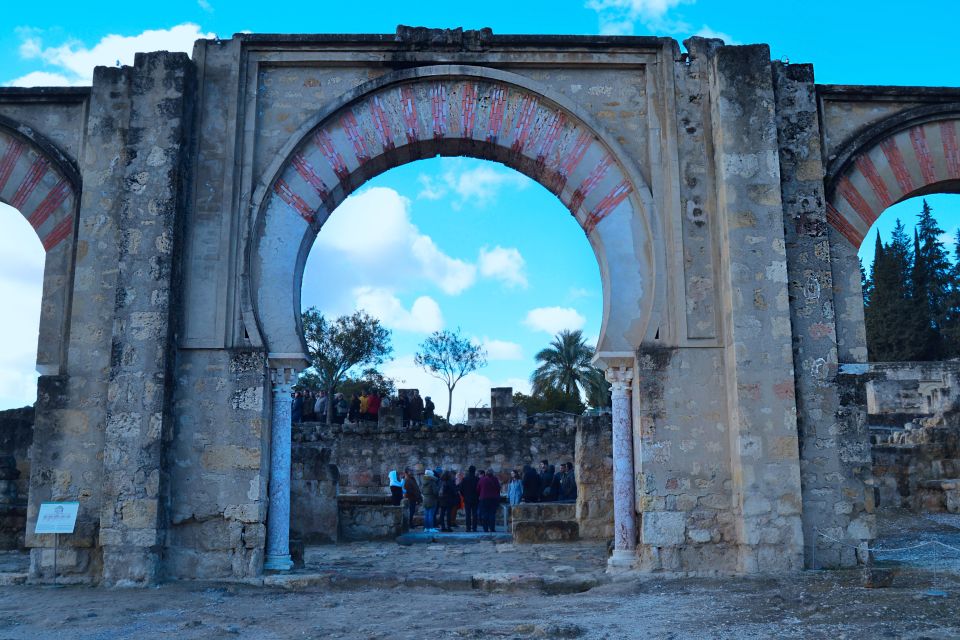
[
  {"x1": 511, "y1": 503, "x2": 579, "y2": 544},
  {"x1": 337, "y1": 495, "x2": 403, "y2": 541}
]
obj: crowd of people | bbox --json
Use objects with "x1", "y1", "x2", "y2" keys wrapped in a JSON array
[
  {"x1": 387, "y1": 459, "x2": 577, "y2": 534},
  {"x1": 291, "y1": 389, "x2": 436, "y2": 426}
]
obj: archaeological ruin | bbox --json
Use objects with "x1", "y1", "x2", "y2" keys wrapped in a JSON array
[{"x1": 1, "y1": 26, "x2": 960, "y2": 585}]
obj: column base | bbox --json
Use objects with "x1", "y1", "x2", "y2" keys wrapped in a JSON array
[
  {"x1": 264, "y1": 554, "x2": 293, "y2": 571},
  {"x1": 606, "y1": 548, "x2": 637, "y2": 573}
]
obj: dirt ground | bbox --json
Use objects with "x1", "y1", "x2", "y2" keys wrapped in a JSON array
[{"x1": 1, "y1": 511, "x2": 958, "y2": 640}]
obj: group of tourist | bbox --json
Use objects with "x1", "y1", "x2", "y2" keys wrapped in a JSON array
[
  {"x1": 291, "y1": 389, "x2": 436, "y2": 426},
  {"x1": 387, "y1": 458, "x2": 576, "y2": 534}
]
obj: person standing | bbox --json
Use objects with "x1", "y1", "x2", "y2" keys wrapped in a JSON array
[
  {"x1": 539, "y1": 460, "x2": 554, "y2": 502},
  {"x1": 477, "y1": 468, "x2": 501, "y2": 532},
  {"x1": 291, "y1": 391, "x2": 304, "y2": 425},
  {"x1": 335, "y1": 393, "x2": 348, "y2": 424},
  {"x1": 359, "y1": 390, "x2": 370, "y2": 422},
  {"x1": 314, "y1": 391, "x2": 327, "y2": 423},
  {"x1": 452, "y1": 470, "x2": 465, "y2": 528},
  {"x1": 388, "y1": 469, "x2": 404, "y2": 506},
  {"x1": 368, "y1": 390, "x2": 381, "y2": 425},
  {"x1": 399, "y1": 392, "x2": 410, "y2": 428},
  {"x1": 559, "y1": 461, "x2": 577, "y2": 502},
  {"x1": 421, "y1": 469, "x2": 439, "y2": 532},
  {"x1": 459, "y1": 466, "x2": 480, "y2": 532},
  {"x1": 508, "y1": 469, "x2": 523, "y2": 506},
  {"x1": 438, "y1": 471, "x2": 458, "y2": 532},
  {"x1": 411, "y1": 391, "x2": 425, "y2": 426},
  {"x1": 423, "y1": 396, "x2": 435, "y2": 426},
  {"x1": 348, "y1": 393, "x2": 360, "y2": 424},
  {"x1": 521, "y1": 464, "x2": 540, "y2": 503},
  {"x1": 402, "y1": 468, "x2": 421, "y2": 528}
]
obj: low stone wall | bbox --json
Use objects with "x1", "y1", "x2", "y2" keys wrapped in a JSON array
[
  {"x1": 293, "y1": 419, "x2": 578, "y2": 494},
  {"x1": 337, "y1": 495, "x2": 403, "y2": 541},
  {"x1": 511, "y1": 503, "x2": 579, "y2": 543},
  {"x1": 0, "y1": 406, "x2": 33, "y2": 550},
  {"x1": 863, "y1": 362, "x2": 960, "y2": 429},
  {"x1": 574, "y1": 417, "x2": 613, "y2": 540},
  {"x1": 872, "y1": 419, "x2": 960, "y2": 512}
]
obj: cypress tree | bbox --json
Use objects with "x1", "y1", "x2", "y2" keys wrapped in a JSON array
[{"x1": 912, "y1": 199, "x2": 951, "y2": 358}]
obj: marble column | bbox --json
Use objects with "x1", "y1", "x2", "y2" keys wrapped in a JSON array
[
  {"x1": 265, "y1": 366, "x2": 294, "y2": 571},
  {"x1": 607, "y1": 365, "x2": 636, "y2": 570}
]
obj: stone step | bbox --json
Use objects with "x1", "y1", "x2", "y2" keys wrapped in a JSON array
[{"x1": 395, "y1": 530, "x2": 512, "y2": 545}]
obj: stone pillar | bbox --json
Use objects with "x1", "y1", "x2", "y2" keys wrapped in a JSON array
[
  {"x1": 606, "y1": 366, "x2": 636, "y2": 569},
  {"x1": 265, "y1": 366, "x2": 295, "y2": 571}
]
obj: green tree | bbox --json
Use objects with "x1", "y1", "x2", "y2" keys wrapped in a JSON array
[
  {"x1": 943, "y1": 228, "x2": 960, "y2": 357},
  {"x1": 911, "y1": 200, "x2": 952, "y2": 358},
  {"x1": 530, "y1": 329, "x2": 607, "y2": 408},
  {"x1": 513, "y1": 388, "x2": 585, "y2": 415},
  {"x1": 301, "y1": 308, "x2": 393, "y2": 422},
  {"x1": 337, "y1": 368, "x2": 396, "y2": 400},
  {"x1": 415, "y1": 329, "x2": 487, "y2": 423}
]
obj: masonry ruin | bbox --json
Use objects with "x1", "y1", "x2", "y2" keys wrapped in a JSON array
[{"x1": 1, "y1": 26, "x2": 959, "y2": 585}]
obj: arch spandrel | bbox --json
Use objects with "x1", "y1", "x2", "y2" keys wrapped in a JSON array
[
  {"x1": 248, "y1": 66, "x2": 660, "y2": 366},
  {"x1": 826, "y1": 116, "x2": 960, "y2": 247}
]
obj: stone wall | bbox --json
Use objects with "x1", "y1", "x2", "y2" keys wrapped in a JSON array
[
  {"x1": 0, "y1": 407, "x2": 33, "y2": 549},
  {"x1": 863, "y1": 362, "x2": 960, "y2": 428}
]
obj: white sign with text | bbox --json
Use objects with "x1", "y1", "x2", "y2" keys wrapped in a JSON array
[{"x1": 35, "y1": 502, "x2": 79, "y2": 534}]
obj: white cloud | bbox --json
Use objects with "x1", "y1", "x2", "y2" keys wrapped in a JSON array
[
  {"x1": 8, "y1": 23, "x2": 214, "y2": 86},
  {"x1": 353, "y1": 287, "x2": 443, "y2": 334},
  {"x1": 411, "y1": 236, "x2": 476, "y2": 295},
  {"x1": 694, "y1": 25, "x2": 739, "y2": 45},
  {"x1": 523, "y1": 306, "x2": 587, "y2": 335},
  {"x1": 0, "y1": 204, "x2": 44, "y2": 409},
  {"x1": 585, "y1": 0, "x2": 738, "y2": 43},
  {"x1": 586, "y1": 0, "x2": 691, "y2": 34},
  {"x1": 567, "y1": 286, "x2": 596, "y2": 300},
  {"x1": 305, "y1": 187, "x2": 476, "y2": 317},
  {"x1": 478, "y1": 245, "x2": 528, "y2": 289},
  {"x1": 477, "y1": 337, "x2": 523, "y2": 361},
  {"x1": 416, "y1": 159, "x2": 529, "y2": 209},
  {"x1": 198, "y1": 0, "x2": 214, "y2": 12}
]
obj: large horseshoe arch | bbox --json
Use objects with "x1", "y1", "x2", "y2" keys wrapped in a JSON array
[{"x1": 245, "y1": 65, "x2": 662, "y2": 368}]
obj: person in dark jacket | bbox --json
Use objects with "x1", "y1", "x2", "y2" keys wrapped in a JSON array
[
  {"x1": 348, "y1": 393, "x2": 361, "y2": 423},
  {"x1": 558, "y1": 462, "x2": 577, "y2": 502},
  {"x1": 539, "y1": 460, "x2": 555, "y2": 502},
  {"x1": 291, "y1": 392, "x2": 303, "y2": 424},
  {"x1": 421, "y1": 469, "x2": 439, "y2": 531},
  {"x1": 438, "y1": 470, "x2": 458, "y2": 532},
  {"x1": 402, "y1": 468, "x2": 422, "y2": 527},
  {"x1": 459, "y1": 465, "x2": 480, "y2": 532},
  {"x1": 410, "y1": 390, "x2": 425, "y2": 426},
  {"x1": 423, "y1": 396, "x2": 436, "y2": 426},
  {"x1": 477, "y1": 469, "x2": 501, "y2": 532},
  {"x1": 521, "y1": 464, "x2": 540, "y2": 503}
]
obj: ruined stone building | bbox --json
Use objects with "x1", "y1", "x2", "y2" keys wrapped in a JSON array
[{"x1": 1, "y1": 26, "x2": 959, "y2": 584}]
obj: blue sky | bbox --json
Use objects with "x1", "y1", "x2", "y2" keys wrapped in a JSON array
[{"x1": 1, "y1": 1, "x2": 959, "y2": 415}]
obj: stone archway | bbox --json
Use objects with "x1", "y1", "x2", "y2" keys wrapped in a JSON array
[
  {"x1": 246, "y1": 65, "x2": 661, "y2": 367},
  {"x1": 826, "y1": 114, "x2": 960, "y2": 247},
  {"x1": 246, "y1": 65, "x2": 662, "y2": 570},
  {"x1": 0, "y1": 120, "x2": 79, "y2": 376}
]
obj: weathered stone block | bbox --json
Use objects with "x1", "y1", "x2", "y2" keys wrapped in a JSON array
[{"x1": 642, "y1": 511, "x2": 685, "y2": 547}]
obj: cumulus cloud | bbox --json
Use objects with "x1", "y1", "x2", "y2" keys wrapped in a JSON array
[
  {"x1": 416, "y1": 160, "x2": 529, "y2": 209},
  {"x1": 478, "y1": 246, "x2": 528, "y2": 289},
  {"x1": 353, "y1": 287, "x2": 443, "y2": 334},
  {"x1": 8, "y1": 23, "x2": 214, "y2": 86},
  {"x1": 476, "y1": 337, "x2": 523, "y2": 361},
  {"x1": 523, "y1": 307, "x2": 587, "y2": 335},
  {"x1": 0, "y1": 204, "x2": 44, "y2": 409},
  {"x1": 585, "y1": 0, "x2": 737, "y2": 43},
  {"x1": 304, "y1": 187, "x2": 476, "y2": 319}
]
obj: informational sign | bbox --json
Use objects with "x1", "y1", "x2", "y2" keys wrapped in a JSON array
[{"x1": 35, "y1": 502, "x2": 79, "y2": 534}]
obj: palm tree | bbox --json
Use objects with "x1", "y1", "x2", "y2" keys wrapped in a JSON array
[{"x1": 531, "y1": 329, "x2": 599, "y2": 405}]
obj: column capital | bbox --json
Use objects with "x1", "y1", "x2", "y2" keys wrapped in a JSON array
[
  {"x1": 604, "y1": 365, "x2": 634, "y2": 395},
  {"x1": 270, "y1": 366, "x2": 296, "y2": 391}
]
